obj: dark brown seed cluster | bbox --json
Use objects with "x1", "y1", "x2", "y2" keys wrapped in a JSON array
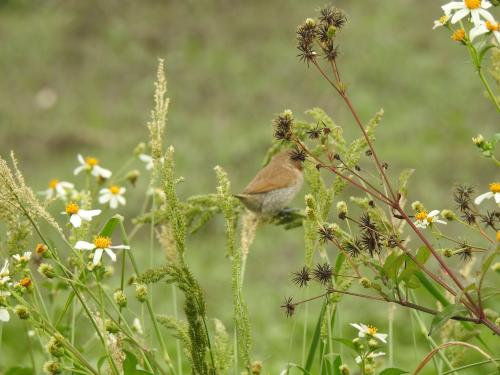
[
  {"x1": 290, "y1": 147, "x2": 307, "y2": 163},
  {"x1": 273, "y1": 111, "x2": 294, "y2": 142}
]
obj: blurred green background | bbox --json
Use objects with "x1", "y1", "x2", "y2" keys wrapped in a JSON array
[{"x1": 0, "y1": 0, "x2": 499, "y2": 374}]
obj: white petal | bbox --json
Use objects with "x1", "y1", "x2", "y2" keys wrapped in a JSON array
[
  {"x1": 109, "y1": 245, "x2": 130, "y2": 250},
  {"x1": 93, "y1": 249, "x2": 104, "y2": 265},
  {"x1": 119, "y1": 187, "x2": 126, "y2": 194},
  {"x1": 99, "y1": 194, "x2": 111, "y2": 204},
  {"x1": 93, "y1": 166, "x2": 112, "y2": 179},
  {"x1": 451, "y1": 8, "x2": 470, "y2": 23},
  {"x1": 0, "y1": 308, "x2": 10, "y2": 322},
  {"x1": 355, "y1": 356, "x2": 362, "y2": 364},
  {"x1": 77, "y1": 154, "x2": 85, "y2": 165},
  {"x1": 70, "y1": 214, "x2": 82, "y2": 228},
  {"x1": 481, "y1": 0, "x2": 492, "y2": 9},
  {"x1": 474, "y1": 192, "x2": 493, "y2": 205},
  {"x1": 73, "y1": 165, "x2": 86, "y2": 176},
  {"x1": 110, "y1": 197, "x2": 119, "y2": 209},
  {"x1": 74, "y1": 241, "x2": 96, "y2": 251},
  {"x1": 495, "y1": 193, "x2": 500, "y2": 203},
  {"x1": 494, "y1": 31, "x2": 500, "y2": 45},
  {"x1": 471, "y1": 9, "x2": 481, "y2": 26},
  {"x1": 428, "y1": 210, "x2": 440, "y2": 218},
  {"x1": 470, "y1": 24, "x2": 488, "y2": 40},
  {"x1": 375, "y1": 333, "x2": 388, "y2": 343},
  {"x1": 78, "y1": 209, "x2": 101, "y2": 221},
  {"x1": 117, "y1": 195, "x2": 126, "y2": 206},
  {"x1": 139, "y1": 154, "x2": 152, "y2": 163},
  {"x1": 371, "y1": 351, "x2": 386, "y2": 359},
  {"x1": 104, "y1": 248, "x2": 117, "y2": 262},
  {"x1": 477, "y1": 8, "x2": 495, "y2": 23},
  {"x1": 435, "y1": 219, "x2": 448, "y2": 225},
  {"x1": 442, "y1": 2, "x2": 465, "y2": 15}
]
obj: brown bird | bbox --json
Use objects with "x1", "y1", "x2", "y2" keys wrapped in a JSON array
[{"x1": 235, "y1": 149, "x2": 304, "y2": 215}]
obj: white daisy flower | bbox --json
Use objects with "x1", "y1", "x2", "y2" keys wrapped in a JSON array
[
  {"x1": 61, "y1": 202, "x2": 101, "y2": 228},
  {"x1": 0, "y1": 260, "x2": 10, "y2": 286},
  {"x1": 414, "y1": 210, "x2": 447, "y2": 229},
  {"x1": 470, "y1": 20, "x2": 500, "y2": 44},
  {"x1": 40, "y1": 179, "x2": 74, "y2": 200},
  {"x1": 442, "y1": 0, "x2": 494, "y2": 27},
  {"x1": 73, "y1": 154, "x2": 112, "y2": 179},
  {"x1": 99, "y1": 185, "x2": 126, "y2": 209},
  {"x1": 350, "y1": 323, "x2": 388, "y2": 343},
  {"x1": 433, "y1": 15, "x2": 450, "y2": 29},
  {"x1": 355, "y1": 352, "x2": 386, "y2": 364},
  {"x1": 474, "y1": 182, "x2": 500, "y2": 204},
  {"x1": 74, "y1": 236, "x2": 129, "y2": 265},
  {"x1": 12, "y1": 252, "x2": 32, "y2": 264},
  {"x1": 0, "y1": 291, "x2": 10, "y2": 323}
]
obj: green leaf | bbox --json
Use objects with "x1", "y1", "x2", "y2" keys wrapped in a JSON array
[
  {"x1": 123, "y1": 350, "x2": 139, "y2": 374},
  {"x1": 415, "y1": 271, "x2": 449, "y2": 306},
  {"x1": 333, "y1": 355, "x2": 342, "y2": 375},
  {"x1": 331, "y1": 337, "x2": 356, "y2": 352},
  {"x1": 99, "y1": 214, "x2": 124, "y2": 237},
  {"x1": 283, "y1": 363, "x2": 312, "y2": 374},
  {"x1": 383, "y1": 252, "x2": 405, "y2": 281},
  {"x1": 429, "y1": 303, "x2": 466, "y2": 335},
  {"x1": 5, "y1": 368, "x2": 33, "y2": 375},
  {"x1": 305, "y1": 301, "x2": 327, "y2": 371},
  {"x1": 479, "y1": 44, "x2": 497, "y2": 65},
  {"x1": 379, "y1": 368, "x2": 409, "y2": 375},
  {"x1": 399, "y1": 246, "x2": 430, "y2": 284}
]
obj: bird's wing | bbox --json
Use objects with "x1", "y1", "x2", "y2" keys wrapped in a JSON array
[{"x1": 242, "y1": 165, "x2": 297, "y2": 194}]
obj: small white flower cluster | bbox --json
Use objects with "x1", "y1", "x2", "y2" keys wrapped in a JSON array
[{"x1": 434, "y1": 1, "x2": 499, "y2": 44}]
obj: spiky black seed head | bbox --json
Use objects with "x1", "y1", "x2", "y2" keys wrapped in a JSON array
[
  {"x1": 461, "y1": 211, "x2": 477, "y2": 225},
  {"x1": 306, "y1": 126, "x2": 322, "y2": 139},
  {"x1": 365, "y1": 150, "x2": 373, "y2": 157},
  {"x1": 297, "y1": 42, "x2": 317, "y2": 66},
  {"x1": 453, "y1": 184, "x2": 475, "y2": 212},
  {"x1": 292, "y1": 266, "x2": 311, "y2": 287},
  {"x1": 282, "y1": 297, "x2": 295, "y2": 317},
  {"x1": 319, "y1": 6, "x2": 347, "y2": 29},
  {"x1": 360, "y1": 213, "x2": 376, "y2": 230},
  {"x1": 322, "y1": 41, "x2": 339, "y2": 61},
  {"x1": 322, "y1": 127, "x2": 331, "y2": 135},
  {"x1": 343, "y1": 240, "x2": 361, "y2": 257},
  {"x1": 318, "y1": 226, "x2": 335, "y2": 243},
  {"x1": 273, "y1": 111, "x2": 294, "y2": 141},
  {"x1": 290, "y1": 148, "x2": 307, "y2": 163},
  {"x1": 313, "y1": 263, "x2": 333, "y2": 285},
  {"x1": 457, "y1": 243, "x2": 473, "y2": 262},
  {"x1": 480, "y1": 211, "x2": 499, "y2": 230},
  {"x1": 387, "y1": 235, "x2": 399, "y2": 248}
]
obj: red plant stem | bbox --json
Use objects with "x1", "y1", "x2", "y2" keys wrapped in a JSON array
[{"x1": 395, "y1": 205, "x2": 481, "y2": 316}]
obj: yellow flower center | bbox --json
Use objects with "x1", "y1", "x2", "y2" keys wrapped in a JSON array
[
  {"x1": 35, "y1": 243, "x2": 47, "y2": 254},
  {"x1": 486, "y1": 21, "x2": 499, "y2": 32},
  {"x1": 367, "y1": 325, "x2": 378, "y2": 336},
  {"x1": 48, "y1": 179, "x2": 59, "y2": 189},
  {"x1": 451, "y1": 29, "x2": 466, "y2": 42},
  {"x1": 496, "y1": 230, "x2": 500, "y2": 242},
  {"x1": 65, "y1": 202, "x2": 80, "y2": 215},
  {"x1": 465, "y1": 0, "x2": 481, "y2": 9},
  {"x1": 20, "y1": 277, "x2": 31, "y2": 288},
  {"x1": 489, "y1": 182, "x2": 500, "y2": 193},
  {"x1": 94, "y1": 236, "x2": 112, "y2": 249},
  {"x1": 415, "y1": 211, "x2": 428, "y2": 221},
  {"x1": 85, "y1": 157, "x2": 99, "y2": 167},
  {"x1": 109, "y1": 185, "x2": 121, "y2": 195}
]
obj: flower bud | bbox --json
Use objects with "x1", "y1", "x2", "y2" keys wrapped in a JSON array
[
  {"x1": 443, "y1": 248, "x2": 453, "y2": 258},
  {"x1": 38, "y1": 263, "x2": 55, "y2": 279},
  {"x1": 305, "y1": 194, "x2": 315, "y2": 209},
  {"x1": 14, "y1": 305, "x2": 30, "y2": 320},
  {"x1": 305, "y1": 18, "x2": 316, "y2": 27},
  {"x1": 359, "y1": 277, "x2": 371, "y2": 288},
  {"x1": 126, "y1": 170, "x2": 140, "y2": 186},
  {"x1": 113, "y1": 290, "x2": 127, "y2": 308},
  {"x1": 105, "y1": 319, "x2": 119, "y2": 334},
  {"x1": 135, "y1": 284, "x2": 148, "y2": 303},
  {"x1": 251, "y1": 361, "x2": 263, "y2": 374},
  {"x1": 352, "y1": 337, "x2": 364, "y2": 350},
  {"x1": 134, "y1": 142, "x2": 146, "y2": 156},
  {"x1": 35, "y1": 243, "x2": 48, "y2": 255},
  {"x1": 495, "y1": 317, "x2": 500, "y2": 327},
  {"x1": 492, "y1": 262, "x2": 500, "y2": 273},
  {"x1": 20, "y1": 277, "x2": 32, "y2": 289},
  {"x1": 339, "y1": 364, "x2": 350, "y2": 375},
  {"x1": 368, "y1": 338, "x2": 379, "y2": 349},
  {"x1": 472, "y1": 134, "x2": 485, "y2": 147},
  {"x1": 47, "y1": 335, "x2": 64, "y2": 357},
  {"x1": 440, "y1": 209, "x2": 456, "y2": 221},
  {"x1": 43, "y1": 360, "x2": 62, "y2": 375},
  {"x1": 103, "y1": 266, "x2": 114, "y2": 278},
  {"x1": 411, "y1": 201, "x2": 424, "y2": 212},
  {"x1": 305, "y1": 207, "x2": 315, "y2": 220},
  {"x1": 336, "y1": 201, "x2": 347, "y2": 220}
]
